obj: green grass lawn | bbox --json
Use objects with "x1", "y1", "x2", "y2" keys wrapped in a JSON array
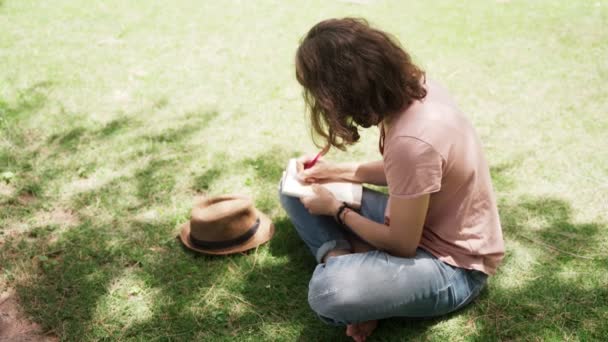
[{"x1": 1, "y1": 0, "x2": 607, "y2": 340}]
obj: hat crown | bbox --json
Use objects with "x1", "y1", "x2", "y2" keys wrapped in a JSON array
[{"x1": 189, "y1": 195, "x2": 258, "y2": 242}]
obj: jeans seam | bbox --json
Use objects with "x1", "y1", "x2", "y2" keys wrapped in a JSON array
[
  {"x1": 315, "y1": 239, "x2": 350, "y2": 264},
  {"x1": 454, "y1": 272, "x2": 486, "y2": 311},
  {"x1": 454, "y1": 283, "x2": 481, "y2": 311},
  {"x1": 436, "y1": 263, "x2": 458, "y2": 293}
]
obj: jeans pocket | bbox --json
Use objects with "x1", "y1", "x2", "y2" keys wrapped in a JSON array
[
  {"x1": 435, "y1": 282, "x2": 457, "y2": 316},
  {"x1": 454, "y1": 270, "x2": 487, "y2": 311}
]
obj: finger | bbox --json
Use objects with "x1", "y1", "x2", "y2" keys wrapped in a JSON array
[
  {"x1": 311, "y1": 184, "x2": 330, "y2": 196},
  {"x1": 299, "y1": 165, "x2": 319, "y2": 178},
  {"x1": 296, "y1": 154, "x2": 316, "y2": 173},
  {"x1": 304, "y1": 177, "x2": 317, "y2": 184},
  {"x1": 297, "y1": 170, "x2": 311, "y2": 182}
]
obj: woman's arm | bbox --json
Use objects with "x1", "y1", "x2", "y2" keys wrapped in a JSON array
[
  {"x1": 341, "y1": 194, "x2": 428, "y2": 257},
  {"x1": 298, "y1": 159, "x2": 387, "y2": 186},
  {"x1": 300, "y1": 185, "x2": 428, "y2": 258},
  {"x1": 335, "y1": 160, "x2": 387, "y2": 186}
]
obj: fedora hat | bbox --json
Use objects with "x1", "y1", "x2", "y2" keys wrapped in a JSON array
[{"x1": 179, "y1": 195, "x2": 274, "y2": 255}]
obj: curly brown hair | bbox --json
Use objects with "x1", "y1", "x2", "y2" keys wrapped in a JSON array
[{"x1": 296, "y1": 18, "x2": 427, "y2": 150}]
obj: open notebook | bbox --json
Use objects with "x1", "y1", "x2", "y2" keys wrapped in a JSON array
[{"x1": 280, "y1": 159, "x2": 362, "y2": 207}]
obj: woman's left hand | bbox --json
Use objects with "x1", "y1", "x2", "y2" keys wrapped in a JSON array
[{"x1": 300, "y1": 184, "x2": 341, "y2": 216}]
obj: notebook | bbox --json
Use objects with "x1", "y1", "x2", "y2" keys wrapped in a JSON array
[{"x1": 280, "y1": 159, "x2": 362, "y2": 207}]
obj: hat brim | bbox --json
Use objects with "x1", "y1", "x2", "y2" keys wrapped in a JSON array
[{"x1": 178, "y1": 209, "x2": 275, "y2": 255}]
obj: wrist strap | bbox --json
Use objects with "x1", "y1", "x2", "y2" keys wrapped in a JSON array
[{"x1": 335, "y1": 202, "x2": 350, "y2": 226}]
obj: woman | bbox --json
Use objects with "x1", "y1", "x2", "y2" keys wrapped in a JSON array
[{"x1": 279, "y1": 18, "x2": 504, "y2": 342}]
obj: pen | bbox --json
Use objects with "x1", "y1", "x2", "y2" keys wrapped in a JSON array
[{"x1": 303, "y1": 145, "x2": 329, "y2": 169}]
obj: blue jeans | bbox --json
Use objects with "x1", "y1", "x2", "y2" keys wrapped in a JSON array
[{"x1": 279, "y1": 187, "x2": 487, "y2": 325}]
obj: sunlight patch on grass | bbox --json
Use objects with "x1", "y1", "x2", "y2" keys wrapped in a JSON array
[
  {"x1": 93, "y1": 268, "x2": 157, "y2": 332},
  {"x1": 25, "y1": 207, "x2": 80, "y2": 244},
  {"x1": 427, "y1": 314, "x2": 477, "y2": 341},
  {"x1": 257, "y1": 321, "x2": 300, "y2": 341},
  {"x1": 556, "y1": 267, "x2": 580, "y2": 283},
  {"x1": 1, "y1": 220, "x2": 30, "y2": 242},
  {"x1": 31, "y1": 207, "x2": 79, "y2": 228},
  {"x1": 493, "y1": 240, "x2": 541, "y2": 290},
  {"x1": 58, "y1": 163, "x2": 131, "y2": 196},
  {"x1": 556, "y1": 265, "x2": 608, "y2": 291},
  {"x1": 205, "y1": 169, "x2": 258, "y2": 198},
  {"x1": 132, "y1": 209, "x2": 160, "y2": 224}
]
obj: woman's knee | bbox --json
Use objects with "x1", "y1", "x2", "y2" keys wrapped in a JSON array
[{"x1": 307, "y1": 265, "x2": 367, "y2": 324}]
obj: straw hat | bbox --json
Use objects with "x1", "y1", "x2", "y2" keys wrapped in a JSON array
[{"x1": 179, "y1": 195, "x2": 274, "y2": 255}]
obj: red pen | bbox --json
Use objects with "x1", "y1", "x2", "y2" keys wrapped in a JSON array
[{"x1": 304, "y1": 145, "x2": 329, "y2": 169}]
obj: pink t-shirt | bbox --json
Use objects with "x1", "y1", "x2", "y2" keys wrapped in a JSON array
[{"x1": 383, "y1": 79, "x2": 504, "y2": 275}]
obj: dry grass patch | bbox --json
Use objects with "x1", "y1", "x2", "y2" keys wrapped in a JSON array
[
  {"x1": 0, "y1": 183, "x2": 15, "y2": 198},
  {"x1": 0, "y1": 287, "x2": 57, "y2": 342}
]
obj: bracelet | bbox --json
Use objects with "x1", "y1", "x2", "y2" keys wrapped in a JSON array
[
  {"x1": 340, "y1": 207, "x2": 351, "y2": 226},
  {"x1": 335, "y1": 202, "x2": 350, "y2": 226}
]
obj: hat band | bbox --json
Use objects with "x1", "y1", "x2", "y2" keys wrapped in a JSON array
[{"x1": 189, "y1": 218, "x2": 260, "y2": 250}]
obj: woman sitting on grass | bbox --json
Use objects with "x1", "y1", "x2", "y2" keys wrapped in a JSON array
[{"x1": 279, "y1": 18, "x2": 504, "y2": 342}]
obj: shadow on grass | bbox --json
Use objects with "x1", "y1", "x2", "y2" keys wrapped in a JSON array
[
  {"x1": 0, "y1": 81, "x2": 51, "y2": 123},
  {"x1": 0, "y1": 118, "x2": 304, "y2": 339},
  {"x1": 2, "y1": 127, "x2": 607, "y2": 340},
  {"x1": 0, "y1": 101, "x2": 226, "y2": 338},
  {"x1": 1, "y1": 82, "x2": 52, "y2": 170},
  {"x1": 2, "y1": 218, "x2": 126, "y2": 337},
  {"x1": 118, "y1": 153, "x2": 607, "y2": 340},
  {"x1": 473, "y1": 197, "x2": 608, "y2": 340},
  {"x1": 135, "y1": 159, "x2": 177, "y2": 203},
  {"x1": 241, "y1": 146, "x2": 300, "y2": 214},
  {"x1": 192, "y1": 166, "x2": 222, "y2": 192},
  {"x1": 0, "y1": 83, "x2": 57, "y2": 208}
]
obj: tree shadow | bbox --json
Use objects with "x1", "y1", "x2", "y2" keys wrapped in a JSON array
[
  {"x1": 1, "y1": 172, "x2": 231, "y2": 338},
  {"x1": 261, "y1": 160, "x2": 606, "y2": 340},
  {"x1": 240, "y1": 146, "x2": 300, "y2": 215},
  {"x1": 470, "y1": 195, "x2": 607, "y2": 340},
  {"x1": 192, "y1": 167, "x2": 222, "y2": 193},
  {"x1": 48, "y1": 126, "x2": 88, "y2": 150},
  {"x1": 0, "y1": 102, "x2": 225, "y2": 338},
  {"x1": 2, "y1": 218, "x2": 126, "y2": 337},
  {"x1": 266, "y1": 216, "x2": 314, "y2": 265},
  {"x1": 84, "y1": 147, "x2": 313, "y2": 339},
  {"x1": 98, "y1": 116, "x2": 132, "y2": 137},
  {"x1": 1, "y1": 82, "x2": 52, "y2": 168},
  {"x1": 0, "y1": 83, "x2": 57, "y2": 208},
  {"x1": 135, "y1": 158, "x2": 177, "y2": 203},
  {"x1": 0, "y1": 81, "x2": 51, "y2": 123},
  {"x1": 3, "y1": 119, "x2": 606, "y2": 341}
]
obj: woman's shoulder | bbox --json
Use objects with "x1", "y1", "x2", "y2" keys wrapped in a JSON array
[
  {"x1": 423, "y1": 78, "x2": 460, "y2": 109},
  {"x1": 386, "y1": 78, "x2": 471, "y2": 157}
]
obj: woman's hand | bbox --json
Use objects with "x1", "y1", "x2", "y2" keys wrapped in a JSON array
[
  {"x1": 296, "y1": 155, "x2": 342, "y2": 184},
  {"x1": 300, "y1": 184, "x2": 341, "y2": 216}
]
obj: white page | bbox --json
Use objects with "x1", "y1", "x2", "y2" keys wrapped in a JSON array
[{"x1": 281, "y1": 159, "x2": 362, "y2": 207}]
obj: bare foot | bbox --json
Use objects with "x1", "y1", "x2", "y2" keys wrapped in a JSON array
[{"x1": 346, "y1": 320, "x2": 378, "y2": 342}]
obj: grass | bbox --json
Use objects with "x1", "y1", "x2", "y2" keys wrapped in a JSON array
[{"x1": 1, "y1": 0, "x2": 607, "y2": 340}]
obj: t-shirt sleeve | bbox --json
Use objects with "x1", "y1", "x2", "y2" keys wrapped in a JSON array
[{"x1": 383, "y1": 136, "x2": 443, "y2": 198}]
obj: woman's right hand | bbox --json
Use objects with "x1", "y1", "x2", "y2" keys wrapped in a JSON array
[{"x1": 296, "y1": 155, "x2": 342, "y2": 183}]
